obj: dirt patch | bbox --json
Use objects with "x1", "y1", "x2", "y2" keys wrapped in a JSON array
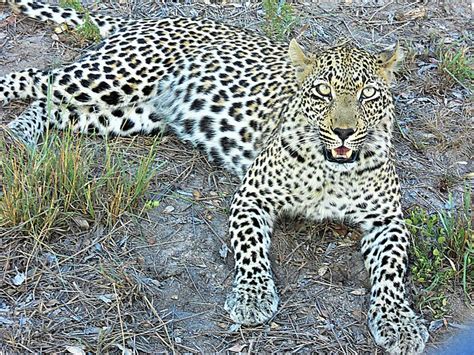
[{"x1": 0, "y1": 1, "x2": 472, "y2": 353}]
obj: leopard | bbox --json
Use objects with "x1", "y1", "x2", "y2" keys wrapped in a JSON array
[{"x1": 0, "y1": 1, "x2": 429, "y2": 353}]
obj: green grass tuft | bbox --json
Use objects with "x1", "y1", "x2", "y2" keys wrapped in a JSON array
[
  {"x1": 0, "y1": 131, "x2": 159, "y2": 239},
  {"x1": 406, "y1": 185, "x2": 473, "y2": 318},
  {"x1": 76, "y1": 12, "x2": 101, "y2": 42},
  {"x1": 437, "y1": 44, "x2": 473, "y2": 90},
  {"x1": 58, "y1": 0, "x2": 84, "y2": 13},
  {"x1": 59, "y1": 0, "x2": 101, "y2": 42},
  {"x1": 262, "y1": 0, "x2": 299, "y2": 40}
]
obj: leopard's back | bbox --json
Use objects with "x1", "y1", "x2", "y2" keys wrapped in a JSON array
[{"x1": 2, "y1": 1, "x2": 297, "y2": 175}]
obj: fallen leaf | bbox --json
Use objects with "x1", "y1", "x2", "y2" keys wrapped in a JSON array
[
  {"x1": 150, "y1": 279, "x2": 160, "y2": 287},
  {"x1": 219, "y1": 244, "x2": 229, "y2": 259},
  {"x1": 97, "y1": 294, "x2": 116, "y2": 303},
  {"x1": 350, "y1": 288, "x2": 367, "y2": 296},
  {"x1": 193, "y1": 190, "x2": 202, "y2": 200},
  {"x1": 318, "y1": 266, "x2": 329, "y2": 276},
  {"x1": 228, "y1": 343, "x2": 247, "y2": 352},
  {"x1": 12, "y1": 271, "x2": 26, "y2": 286},
  {"x1": 395, "y1": 6, "x2": 426, "y2": 21},
  {"x1": 65, "y1": 346, "x2": 86, "y2": 355},
  {"x1": 338, "y1": 239, "x2": 356, "y2": 247},
  {"x1": 317, "y1": 334, "x2": 331, "y2": 342},
  {"x1": 351, "y1": 310, "x2": 365, "y2": 320},
  {"x1": 163, "y1": 205, "x2": 175, "y2": 214},
  {"x1": 54, "y1": 23, "x2": 68, "y2": 34},
  {"x1": 0, "y1": 15, "x2": 16, "y2": 29},
  {"x1": 333, "y1": 224, "x2": 348, "y2": 236},
  {"x1": 228, "y1": 323, "x2": 241, "y2": 332},
  {"x1": 446, "y1": 257, "x2": 457, "y2": 271},
  {"x1": 72, "y1": 216, "x2": 89, "y2": 230},
  {"x1": 46, "y1": 299, "x2": 60, "y2": 307},
  {"x1": 270, "y1": 322, "x2": 280, "y2": 329}
]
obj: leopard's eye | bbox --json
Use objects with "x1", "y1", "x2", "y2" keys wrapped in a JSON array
[
  {"x1": 314, "y1": 83, "x2": 332, "y2": 98},
  {"x1": 361, "y1": 86, "x2": 377, "y2": 99}
]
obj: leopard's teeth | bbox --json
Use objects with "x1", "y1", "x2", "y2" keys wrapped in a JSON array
[{"x1": 331, "y1": 148, "x2": 352, "y2": 159}]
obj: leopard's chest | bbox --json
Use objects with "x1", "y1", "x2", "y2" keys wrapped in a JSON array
[
  {"x1": 297, "y1": 179, "x2": 355, "y2": 221},
  {"x1": 280, "y1": 161, "x2": 371, "y2": 222}
]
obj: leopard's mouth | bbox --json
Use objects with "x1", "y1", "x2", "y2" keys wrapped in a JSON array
[{"x1": 323, "y1": 146, "x2": 359, "y2": 164}]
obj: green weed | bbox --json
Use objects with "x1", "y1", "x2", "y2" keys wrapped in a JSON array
[
  {"x1": 407, "y1": 186, "x2": 473, "y2": 318},
  {"x1": 437, "y1": 44, "x2": 473, "y2": 90},
  {"x1": 0, "y1": 131, "x2": 159, "y2": 239},
  {"x1": 59, "y1": 0, "x2": 101, "y2": 42},
  {"x1": 59, "y1": 0, "x2": 84, "y2": 13},
  {"x1": 262, "y1": 0, "x2": 299, "y2": 40}
]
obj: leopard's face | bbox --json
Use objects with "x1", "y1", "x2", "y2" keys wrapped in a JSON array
[{"x1": 290, "y1": 42, "x2": 402, "y2": 164}]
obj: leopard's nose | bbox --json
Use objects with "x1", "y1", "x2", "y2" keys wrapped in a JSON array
[{"x1": 333, "y1": 128, "x2": 355, "y2": 141}]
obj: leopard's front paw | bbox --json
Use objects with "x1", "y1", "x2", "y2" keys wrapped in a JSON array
[
  {"x1": 224, "y1": 278, "x2": 279, "y2": 325},
  {"x1": 369, "y1": 305, "x2": 429, "y2": 354}
]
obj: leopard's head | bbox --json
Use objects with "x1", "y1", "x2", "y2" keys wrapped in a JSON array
[{"x1": 289, "y1": 40, "x2": 403, "y2": 164}]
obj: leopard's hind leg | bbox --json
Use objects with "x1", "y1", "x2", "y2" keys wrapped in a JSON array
[
  {"x1": 5, "y1": 98, "x2": 167, "y2": 147},
  {"x1": 6, "y1": 99, "x2": 66, "y2": 146},
  {"x1": 5, "y1": 98, "x2": 93, "y2": 146},
  {"x1": 1, "y1": 64, "x2": 167, "y2": 145}
]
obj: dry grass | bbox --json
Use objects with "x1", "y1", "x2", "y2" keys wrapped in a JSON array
[
  {"x1": 1, "y1": 0, "x2": 473, "y2": 353},
  {"x1": 0, "y1": 223, "x2": 174, "y2": 353},
  {"x1": 0, "y1": 131, "x2": 159, "y2": 239}
]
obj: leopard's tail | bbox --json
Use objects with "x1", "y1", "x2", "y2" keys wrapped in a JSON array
[{"x1": 1, "y1": 0, "x2": 131, "y2": 38}]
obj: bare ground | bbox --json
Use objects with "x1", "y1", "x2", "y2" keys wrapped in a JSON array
[{"x1": 0, "y1": 1, "x2": 473, "y2": 353}]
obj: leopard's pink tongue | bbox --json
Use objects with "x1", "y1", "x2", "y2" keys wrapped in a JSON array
[{"x1": 335, "y1": 146, "x2": 351, "y2": 156}]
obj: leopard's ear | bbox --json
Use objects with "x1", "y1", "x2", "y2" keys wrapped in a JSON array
[
  {"x1": 289, "y1": 39, "x2": 312, "y2": 83},
  {"x1": 376, "y1": 43, "x2": 404, "y2": 83}
]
